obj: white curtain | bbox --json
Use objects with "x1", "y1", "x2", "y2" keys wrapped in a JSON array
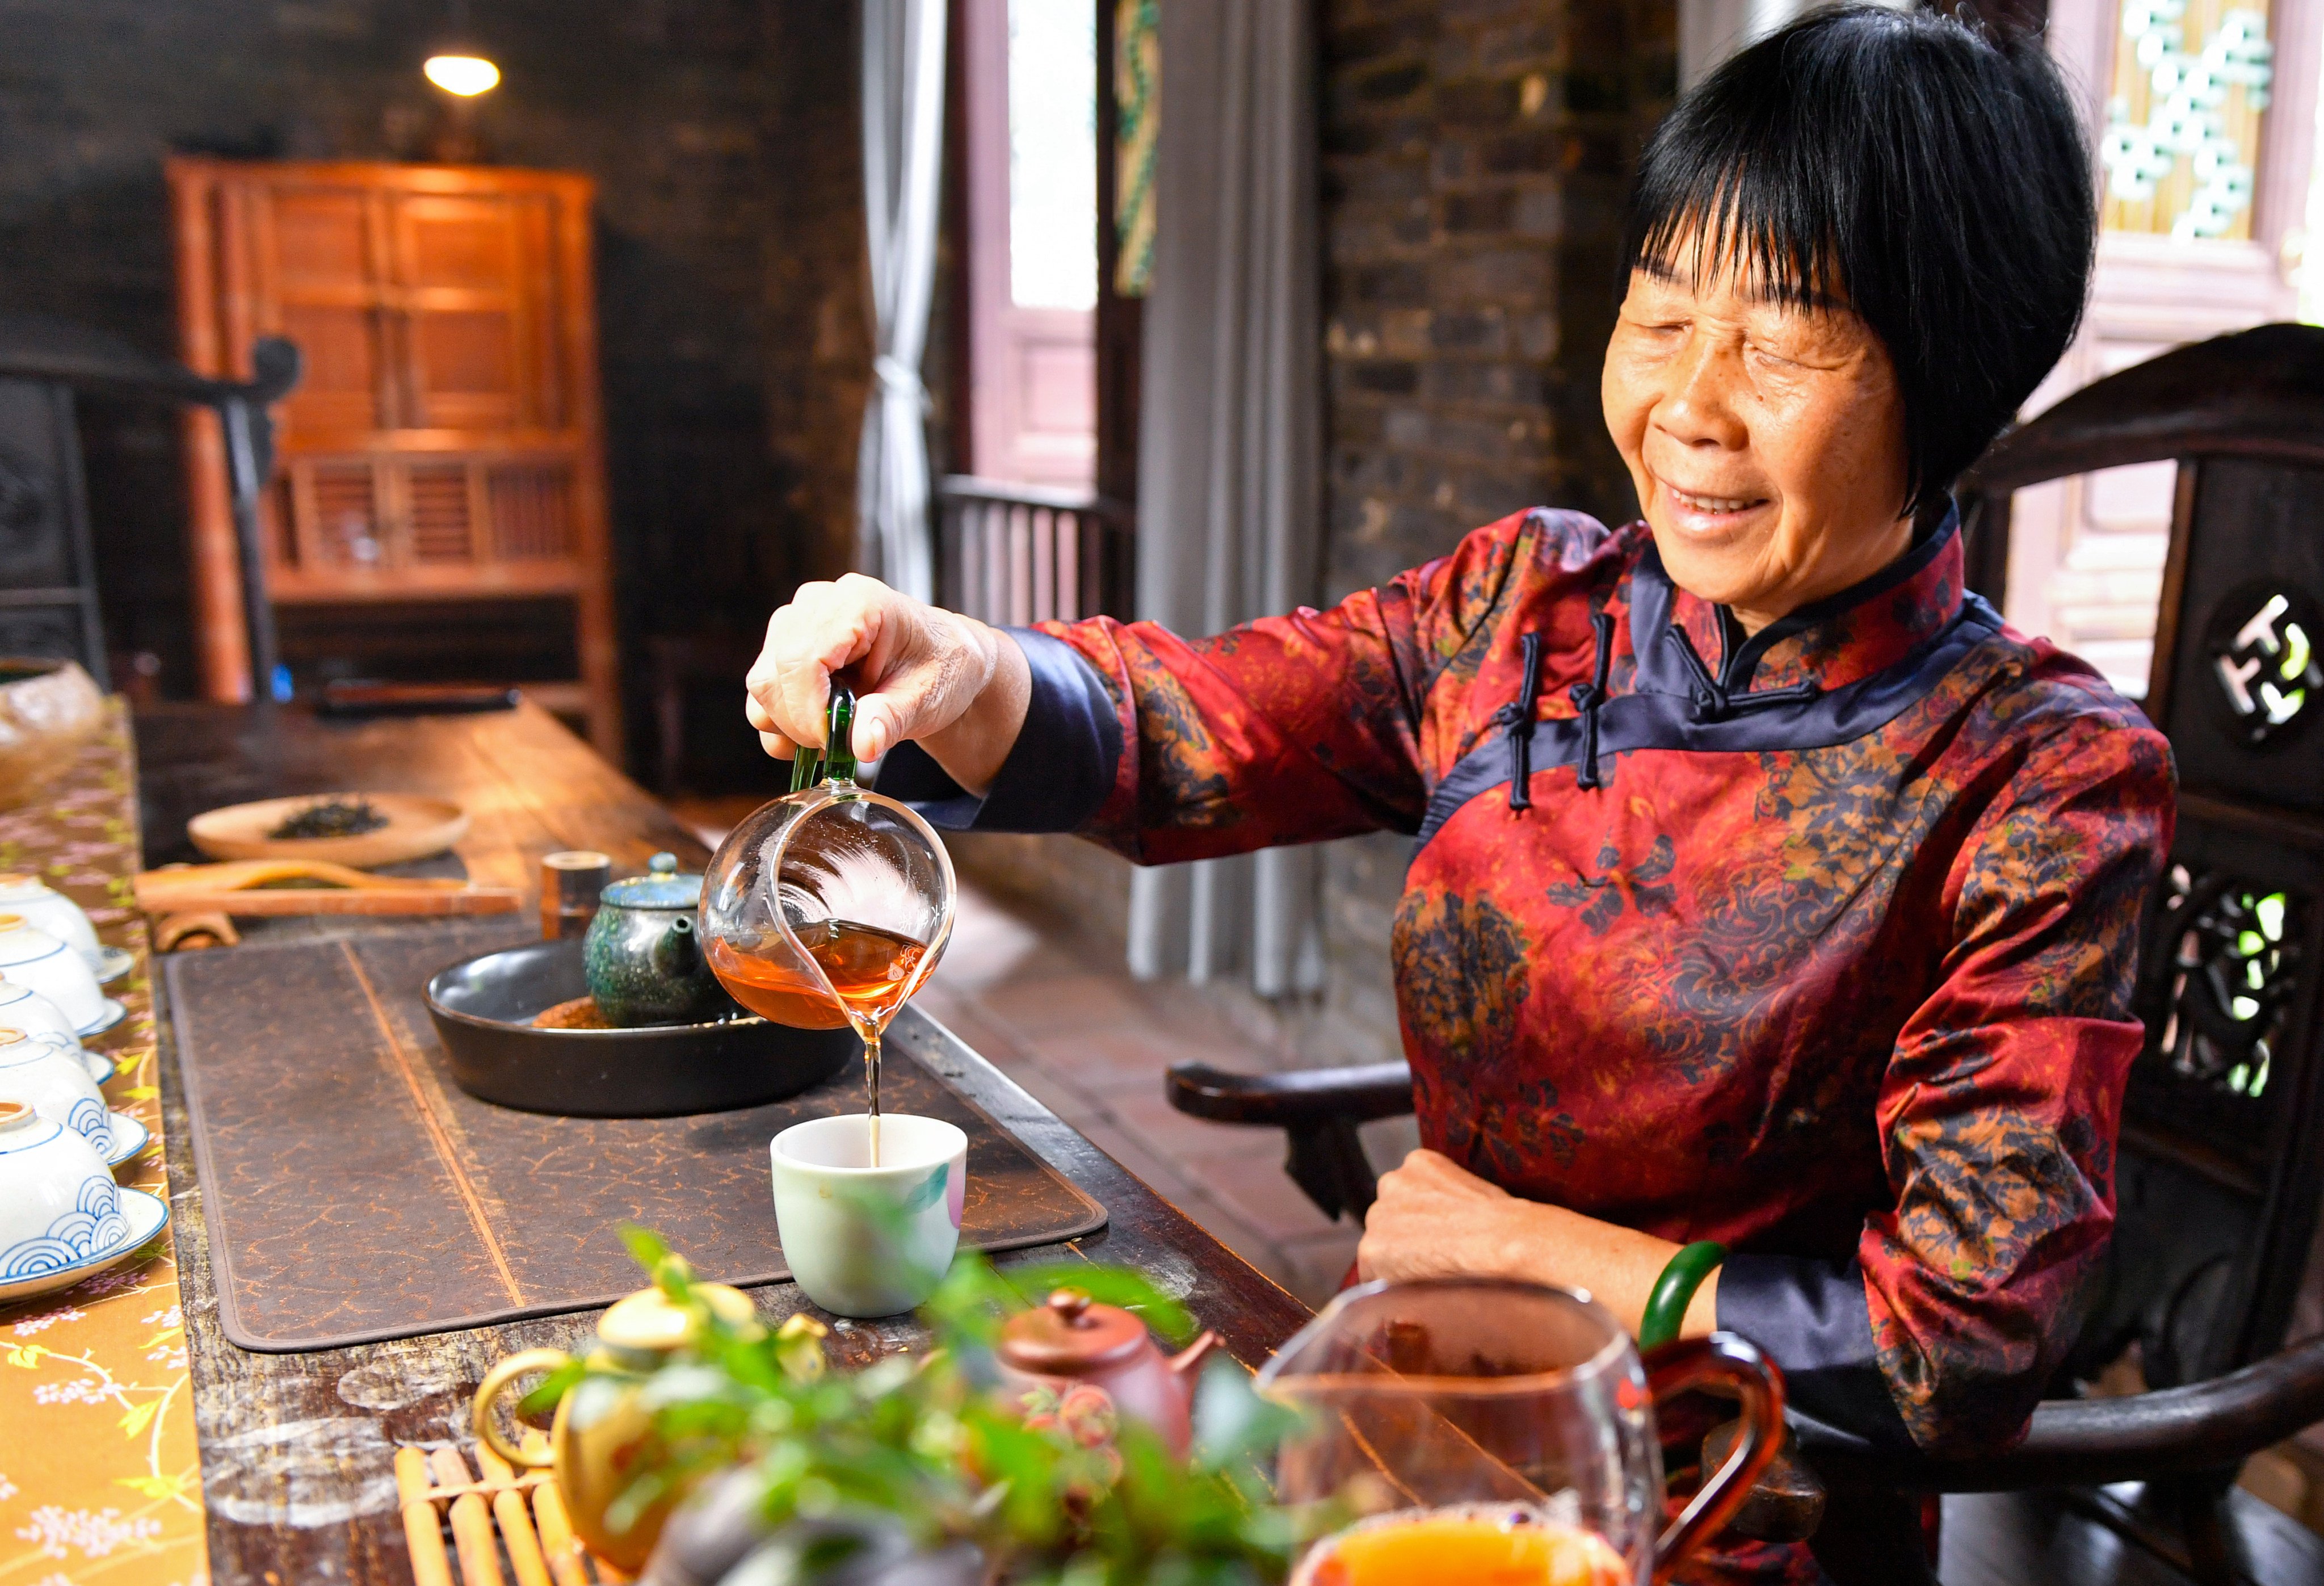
[
  {"x1": 1679, "y1": 0, "x2": 1909, "y2": 87},
  {"x1": 1124, "y1": 0, "x2": 1325, "y2": 998},
  {"x1": 856, "y1": 0, "x2": 947, "y2": 601}
]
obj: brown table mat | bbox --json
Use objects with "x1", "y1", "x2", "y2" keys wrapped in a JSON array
[{"x1": 165, "y1": 921, "x2": 1107, "y2": 1352}]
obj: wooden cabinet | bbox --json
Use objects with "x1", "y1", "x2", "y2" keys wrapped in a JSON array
[{"x1": 167, "y1": 157, "x2": 621, "y2": 758}]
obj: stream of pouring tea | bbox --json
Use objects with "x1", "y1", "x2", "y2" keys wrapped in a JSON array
[{"x1": 707, "y1": 920, "x2": 928, "y2": 1165}]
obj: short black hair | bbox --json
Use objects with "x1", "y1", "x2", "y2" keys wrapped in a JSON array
[{"x1": 1621, "y1": 4, "x2": 2094, "y2": 518}]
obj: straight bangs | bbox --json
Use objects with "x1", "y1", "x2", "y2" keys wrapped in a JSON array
[{"x1": 1631, "y1": 173, "x2": 1844, "y2": 319}]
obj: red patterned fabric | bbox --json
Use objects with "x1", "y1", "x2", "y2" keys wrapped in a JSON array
[{"x1": 1036, "y1": 506, "x2": 2173, "y2": 1478}]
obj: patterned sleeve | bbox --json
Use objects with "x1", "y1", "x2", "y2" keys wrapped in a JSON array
[
  {"x1": 1723, "y1": 676, "x2": 2176, "y2": 1453},
  {"x1": 882, "y1": 508, "x2": 1609, "y2": 861}
]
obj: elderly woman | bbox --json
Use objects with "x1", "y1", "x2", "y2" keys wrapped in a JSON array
[{"x1": 748, "y1": 2, "x2": 2171, "y2": 1484}]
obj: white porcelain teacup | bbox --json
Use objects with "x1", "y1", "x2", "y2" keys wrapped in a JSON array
[
  {"x1": 0, "y1": 1098, "x2": 126, "y2": 1275},
  {"x1": 769, "y1": 1113, "x2": 968, "y2": 1318},
  {"x1": 0, "y1": 978, "x2": 84, "y2": 1047},
  {"x1": 0, "y1": 875, "x2": 101, "y2": 972},
  {"x1": 0, "y1": 1030, "x2": 112, "y2": 1156},
  {"x1": 0, "y1": 916, "x2": 104, "y2": 1031}
]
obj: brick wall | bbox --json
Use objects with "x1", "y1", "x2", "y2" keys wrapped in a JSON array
[
  {"x1": 0, "y1": 0, "x2": 868, "y2": 773},
  {"x1": 1299, "y1": 0, "x2": 1678, "y2": 1065}
]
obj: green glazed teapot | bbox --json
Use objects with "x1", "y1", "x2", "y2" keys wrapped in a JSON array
[{"x1": 583, "y1": 853, "x2": 722, "y2": 1026}]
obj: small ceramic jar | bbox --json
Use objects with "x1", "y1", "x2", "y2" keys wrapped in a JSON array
[
  {"x1": 584, "y1": 854, "x2": 721, "y2": 1026},
  {"x1": 0, "y1": 874, "x2": 101, "y2": 970},
  {"x1": 0, "y1": 1030, "x2": 112, "y2": 1156},
  {"x1": 0, "y1": 1098, "x2": 125, "y2": 1281},
  {"x1": 0, "y1": 916, "x2": 105, "y2": 1031}
]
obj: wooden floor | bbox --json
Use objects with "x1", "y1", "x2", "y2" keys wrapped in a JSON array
[{"x1": 1941, "y1": 1484, "x2": 2323, "y2": 1584}]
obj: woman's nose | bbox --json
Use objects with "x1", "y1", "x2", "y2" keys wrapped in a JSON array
[{"x1": 1657, "y1": 335, "x2": 1749, "y2": 450}]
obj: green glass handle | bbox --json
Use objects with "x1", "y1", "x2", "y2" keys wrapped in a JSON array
[
  {"x1": 788, "y1": 736, "x2": 822, "y2": 792},
  {"x1": 785, "y1": 682, "x2": 859, "y2": 791},
  {"x1": 1640, "y1": 1240, "x2": 1726, "y2": 1350},
  {"x1": 823, "y1": 685, "x2": 858, "y2": 783}
]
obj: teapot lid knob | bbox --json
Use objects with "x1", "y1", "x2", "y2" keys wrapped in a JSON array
[
  {"x1": 999, "y1": 1288, "x2": 1148, "y2": 1374},
  {"x1": 649, "y1": 852, "x2": 678, "y2": 874}
]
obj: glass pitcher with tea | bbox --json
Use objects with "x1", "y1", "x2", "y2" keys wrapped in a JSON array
[
  {"x1": 1257, "y1": 1278, "x2": 1785, "y2": 1586},
  {"x1": 699, "y1": 687, "x2": 955, "y2": 1152}
]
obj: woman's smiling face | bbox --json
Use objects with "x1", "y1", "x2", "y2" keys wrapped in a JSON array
[{"x1": 1602, "y1": 250, "x2": 1914, "y2": 633}]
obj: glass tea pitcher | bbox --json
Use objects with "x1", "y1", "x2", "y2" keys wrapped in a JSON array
[
  {"x1": 699, "y1": 687, "x2": 956, "y2": 1116},
  {"x1": 1256, "y1": 1278, "x2": 1784, "y2": 1586}
]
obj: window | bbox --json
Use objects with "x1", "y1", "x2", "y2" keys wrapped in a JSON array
[
  {"x1": 961, "y1": 0, "x2": 1099, "y2": 488},
  {"x1": 2003, "y1": 0, "x2": 2322, "y2": 696}
]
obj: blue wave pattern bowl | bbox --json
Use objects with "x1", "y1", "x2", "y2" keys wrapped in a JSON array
[
  {"x1": 0, "y1": 1029, "x2": 115, "y2": 1156},
  {"x1": 0, "y1": 1098, "x2": 169, "y2": 1303},
  {"x1": 0, "y1": 1099, "x2": 124, "y2": 1277}
]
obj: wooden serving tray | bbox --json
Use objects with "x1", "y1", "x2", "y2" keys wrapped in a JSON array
[
  {"x1": 188, "y1": 791, "x2": 470, "y2": 867},
  {"x1": 165, "y1": 922, "x2": 1108, "y2": 1351}
]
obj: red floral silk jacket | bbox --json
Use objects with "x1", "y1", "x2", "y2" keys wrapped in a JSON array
[{"x1": 886, "y1": 505, "x2": 2175, "y2": 1466}]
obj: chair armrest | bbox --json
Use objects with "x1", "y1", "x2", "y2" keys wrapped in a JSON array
[
  {"x1": 1164, "y1": 1061, "x2": 1414, "y2": 1223},
  {"x1": 1164, "y1": 1060, "x2": 1415, "y2": 1127},
  {"x1": 1794, "y1": 1333, "x2": 2324, "y2": 1493}
]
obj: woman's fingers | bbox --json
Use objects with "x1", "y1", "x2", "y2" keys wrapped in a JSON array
[
  {"x1": 746, "y1": 577, "x2": 891, "y2": 749},
  {"x1": 1357, "y1": 1148, "x2": 1521, "y2": 1284},
  {"x1": 743, "y1": 694, "x2": 800, "y2": 760},
  {"x1": 747, "y1": 578, "x2": 996, "y2": 764}
]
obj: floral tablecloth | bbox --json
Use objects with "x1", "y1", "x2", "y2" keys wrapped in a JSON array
[{"x1": 0, "y1": 702, "x2": 203, "y2": 1586}]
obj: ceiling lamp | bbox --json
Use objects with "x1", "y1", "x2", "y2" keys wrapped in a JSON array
[
  {"x1": 423, "y1": 0, "x2": 500, "y2": 97},
  {"x1": 424, "y1": 53, "x2": 501, "y2": 96}
]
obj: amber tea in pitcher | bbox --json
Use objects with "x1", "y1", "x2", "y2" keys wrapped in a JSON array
[
  {"x1": 704, "y1": 918, "x2": 931, "y2": 1030},
  {"x1": 698, "y1": 687, "x2": 955, "y2": 1160}
]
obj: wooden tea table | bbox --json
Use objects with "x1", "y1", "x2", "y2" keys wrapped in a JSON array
[{"x1": 88, "y1": 699, "x2": 1308, "y2": 1586}]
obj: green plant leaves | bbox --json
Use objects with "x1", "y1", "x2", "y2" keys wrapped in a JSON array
[{"x1": 563, "y1": 1230, "x2": 1293, "y2": 1581}]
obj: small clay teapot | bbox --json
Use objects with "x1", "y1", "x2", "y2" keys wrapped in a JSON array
[
  {"x1": 995, "y1": 1288, "x2": 1220, "y2": 1458},
  {"x1": 583, "y1": 853, "x2": 722, "y2": 1025},
  {"x1": 473, "y1": 1279, "x2": 759, "y2": 1571}
]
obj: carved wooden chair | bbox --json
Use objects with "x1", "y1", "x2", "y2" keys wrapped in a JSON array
[
  {"x1": 0, "y1": 315, "x2": 298, "y2": 690},
  {"x1": 1165, "y1": 322, "x2": 2324, "y2": 1584}
]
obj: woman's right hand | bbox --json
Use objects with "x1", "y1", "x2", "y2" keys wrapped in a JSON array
[{"x1": 744, "y1": 573, "x2": 1031, "y2": 795}]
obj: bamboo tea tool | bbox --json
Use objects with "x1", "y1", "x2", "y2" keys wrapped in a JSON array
[
  {"x1": 135, "y1": 860, "x2": 522, "y2": 918},
  {"x1": 396, "y1": 1434, "x2": 631, "y2": 1586},
  {"x1": 151, "y1": 911, "x2": 240, "y2": 951}
]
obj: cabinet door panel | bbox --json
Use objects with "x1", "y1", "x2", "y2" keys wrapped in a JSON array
[
  {"x1": 268, "y1": 190, "x2": 372, "y2": 288},
  {"x1": 306, "y1": 459, "x2": 385, "y2": 569},
  {"x1": 406, "y1": 461, "x2": 478, "y2": 563},
  {"x1": 402, "y1": 202, "x2": 519, "y2": 289},
  {"x1": 277, "y1": 303, "x2": 389, "y2": 438},
  {"x1": 411, "y1": 311, "x2": 520, "y2": 430},
  {"x1": 486, "y1": 464, "x2": 575, "y2": 561},
  {"x1": 393, "y1": 194, "x2": 538, "y2": 431}
]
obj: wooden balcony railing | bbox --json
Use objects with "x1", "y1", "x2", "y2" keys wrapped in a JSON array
[{"x1": 935, "y1": 476, "x2": 1135, "y2": 628}]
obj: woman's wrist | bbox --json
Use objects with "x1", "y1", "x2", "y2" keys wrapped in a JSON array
[{"x1": 1508, "y1": 1202, "x2": 1720, "y2": 1341}]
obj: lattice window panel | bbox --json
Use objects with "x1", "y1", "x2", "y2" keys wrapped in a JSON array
[
  {"x1": 2133, "y1": 863, "x2": 2310, "y2": 1168},
  {"x1": 487, "y1": 465, "x2": 575, "y2": 561},
  {"x1": 406, "y1": 463, "x2": 475, "y2": 563},
  {"x1": 310, "y1": 462, "x2": 383, "y2": 568}
]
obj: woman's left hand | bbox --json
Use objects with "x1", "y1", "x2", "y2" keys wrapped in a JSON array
[
  {"x1": 1357, "y1": 1148, "x2": 1540, "y2": 1284},
  {"x1": 1358, "y1": 1148, "x2": 1720, "y2": 1340}
]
